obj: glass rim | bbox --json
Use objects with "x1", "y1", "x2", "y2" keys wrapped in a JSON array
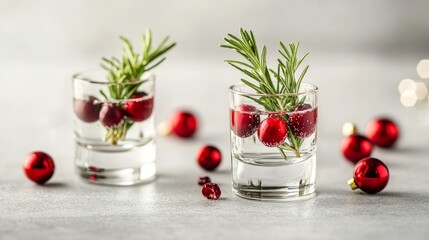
[
  {"x1": 72, "y1": 69, "x2": 155, "y2": 86},
  {"x1": 229, "y1": 82, "x2": 318, "y2": 97}
]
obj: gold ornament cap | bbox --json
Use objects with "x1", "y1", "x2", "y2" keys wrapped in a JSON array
[
  {"x1": 342, "y1": 122, "x2": 358, "y2": 137},
  {"x1": 157, "y1": 121, "x2": 172, "y2": 136},
  {"x1": 348, "y1": 178, "x2": 358, "y2": 190}
]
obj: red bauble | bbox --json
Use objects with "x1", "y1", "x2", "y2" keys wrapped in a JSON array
[
  {"x1": 366, "y1": 118, "x2": 399, "y2": 148},
  {"x1": 341, "y1": 134, "x2": 373, "y2": 163},
  {"x1": 170, "y1": 111, "x2": 198, "y2": 138},
  {"x1": 231, "y1": 104, "x2": 260, "y2": 138},
  {"x1": 288, "y1": 104, "x2": 317, "y2": 138},
  {"x1": 198, "y1": 176, "x2": 211, "y2": 186},
  {"x1": 73, "y1": 96, "x2": 101, "y2": 123},
  {"x1": 123, "y1": 92, "x2": 154, "y2": 122},
  {"x1": 99, "y1": 103, "x2": 124, "y2": 128},
  {"x1": 348, "y1": 157, "x2": 389, "y2": 194},
  {"x1": 257, "y1": 117, "x2": 287, "y2": 147},
  {"x1": 197, "y1": 145, "x2": 222, "y2": 171},
  {"x1": 202, "y1": 183, "x2": 221, "y2": 200},
  {"x1": 23, "y1": 152, "x2": 55, "y2": 184}
]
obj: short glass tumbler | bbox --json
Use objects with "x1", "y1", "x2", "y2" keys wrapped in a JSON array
[
  {"x1": 73, "y1": 70, "x2": 156, "y2": 185},
  {"x1": 229, "y1": 83, "x2": 318, "y2": 201}
]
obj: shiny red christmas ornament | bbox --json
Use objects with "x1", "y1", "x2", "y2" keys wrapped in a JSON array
[
  {"x1": 257, "y1": 117, "x2": 287, "y2": 147},
  {"x1": 348, "y1": 157, "x2": 389, "y2": 194},
  {"x1": 197, "y1": 145, "x2": 222, "y2": 171},
  {"x1": 366, "y1": 118, "x2": 399, "y2": 148},
  {"x1": 288, "y1": 104, "x2": 317, "y2": 138},
  {"x1": 198, "y1": 176, "x2": 211, "y2": 186},
  {"x1": 23, "y1": 152, "x2": 55, "y2": 184},
  {"x1": 99, "y1": 103, "x2": 124, "y2": 128},
  {"x1": 230, "y1": 104, "x2": 260, "y2": 138},
  {"x1": 170, "y1": 111, "x2": 198, "y2": 138},
  {"x1": 123, "y1": 92, "x2": 154, "y2": 122},
  {"x1": 202, "y1": 183, "x2": 221, "y2": 200},
  {"x1": 341, "y1": 134, "x2": 373, "y2": 163},
  {"x1": 73, "y1": 96, "x2": 101, "y2": 123}
]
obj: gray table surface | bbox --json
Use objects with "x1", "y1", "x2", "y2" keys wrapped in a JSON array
[{"x1": 1, "y1": 54, "x2": 429, "y2": 239}]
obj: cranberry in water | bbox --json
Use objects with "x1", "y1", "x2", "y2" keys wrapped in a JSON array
[
  {"x1": 124, "y1": 92, "x2": 154, "y2": 122},
  {"x1": 231, "y1": 104, "x2": 260, "y2": 138},
  {"x1": 99, "y1": 103, "x2": 124, "y2": 128},
  {"x1": 257, "y1": 117, "x2": 288, "y2": 147},
  {"x1": 73, "y1": 96, "x2": 101, "y2": 123},
  {"x1": 288, "y1": 104, "x2": 317, "y2": 138},
  {"x1": 202, "y1": 183, "x2": 221, "y2": 200}
]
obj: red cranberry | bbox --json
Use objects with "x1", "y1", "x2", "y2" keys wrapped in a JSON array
[
  {"x1": 23, "y1": 151, "x2": 55, "y2": 184},
  {"x1": 198, "y1": 176, "x2": 211, "y2": 186},
  {"x1": 231, "y1": 104, "x2": 260, "y2": 138},
  {"x1": 341, "y1": 134, "x2": 373, "y2": 163},
  {"x1": 73, "y1": 96, "x2": 101, "y2": 123},
  {"x1": 288, "y1": 104, "x2": 317, "y2": 138},
  {"x1": 197, "y1": 145, "x2": 222, "y2": 171},
  {"x1": 99, "y1": 103, "x2": 124, "y2": 128},
  {"x1": 257, "y1": 117, "x2": 288, "y2": 147},
  {"x1": 202, "y1": 183, "x2": 221, "y2": 200},
  {"x1": 124, "y1": 92, "x2": 154, "y2": 122},
  {"x1": 170, "y1": 111, "x2": 198, "y2": 138}
]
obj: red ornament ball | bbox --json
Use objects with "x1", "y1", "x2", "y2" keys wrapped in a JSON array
[
  {"x1": 202, "y1": 183, "x2": 221, "y2": 200},
  {"x1": 288, "y1": 104, "x2": 318, "y2": 138},
  {"x1": 257, "y1": 117, "x2": 287, "y2": 147},
  {"x1": 341, "y1": 134, "x2": 373, "y2": 163},
  {"x1": 230, "y1": 104, "x2": 260, "y2": 138},
  {"x1": 23, "y1": 152, "x2": 55, "y2": 184},
  {"x1": 348, "y1": 157, "x2": 389, "y2": 194},
  {"x1": 123, "y1": 92, "x2": 154, "y2": 122},
  {"x1": 170, "y1": 110, "x2": 198, "y2": 138},
  {"x1": 366, "y1": 118, "x2": 399, "y2": 148},
  {"x1": 99, "y1": 103, "x2": 124, "y2": 128},
  {"x1": 197, "y1": 145, "x2": 222, "y2": 171},
  {"x1": 73, "y1": 96, "x2": 101, "y2": 123},
  {"x1": 198, "y1": 176, "x2": 211, "y2": 186}
]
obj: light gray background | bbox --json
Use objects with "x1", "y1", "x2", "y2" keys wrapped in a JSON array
[{"x1": 1, "y1": 1, "x2": 429, "y2": 239}]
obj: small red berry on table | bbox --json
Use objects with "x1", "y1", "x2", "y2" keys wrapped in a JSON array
[
  {"x1": 198, "y1": 176, "x2": 211, "y2": 186},
  {"x1": 202, "y1": 183, "x2": 221, "y2": 200},
  {"x1": 23, "y1": 152, "x2": 55, "y2": 184}
]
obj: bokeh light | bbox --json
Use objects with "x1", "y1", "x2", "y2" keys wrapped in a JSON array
[
  {"x1": 398, "y1": 79, "x2": 416, "y2": 94},
  {"x1": 417, "y1": 60, "x2": 429, "y2": 79},
  {"x1": 400, "y1": 89, "x2": 417, "y2": 107}
]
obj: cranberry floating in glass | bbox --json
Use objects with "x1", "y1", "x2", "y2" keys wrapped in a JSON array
[
  {"x1": 72, "y1": 70, "x2": 156, "y2": 185},
  {"x1": 229, "y1": 82, "x2": 318, "y2": 201}
]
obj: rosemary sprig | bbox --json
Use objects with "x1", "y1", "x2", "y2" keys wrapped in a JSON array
[
  {"x1": 101, "y1": 29, "x2": 176, "y2": 144},
  {"x1": 221, "y1": 28, "x2": 309, "y2": 159}
]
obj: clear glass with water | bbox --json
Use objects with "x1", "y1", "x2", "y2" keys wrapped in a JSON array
[
  {"x1": 229, "y1": 83, "x2": 318, "y2": 201},
  {"x1": 72, "y1": 70, "x2": 156, "y2": 185}
]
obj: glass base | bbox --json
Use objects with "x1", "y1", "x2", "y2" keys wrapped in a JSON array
[
  {"x1": 74, "y1": 138, "x2": 156, "y2": 186},
  {"x1": 232, "y1": 152, "x2": 316, "y2": 201},
  {"x1": 76, "y1": 165, "x2": 156, "y2": 186}
]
